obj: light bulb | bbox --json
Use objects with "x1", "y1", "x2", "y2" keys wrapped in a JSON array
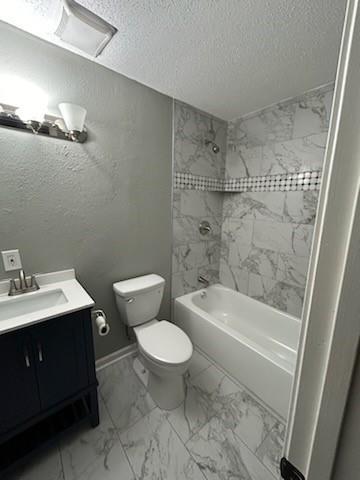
[
  {"x1": 16, "y1": 104, "x2": 45, "y2": 123},
  {"x1": 0, "y1": 74, "x2": 48, "y2": 121},
  {"x1": 58, "y1": 103, "x2": 87, "y2": 132}
]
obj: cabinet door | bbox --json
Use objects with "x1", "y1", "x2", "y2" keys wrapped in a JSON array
[
  {"x1": 33, "y1": 312, "x2": 89, "y2": 410},
  {"x1": 0, "y1": 330, "x2": 40, "y2": 433}
]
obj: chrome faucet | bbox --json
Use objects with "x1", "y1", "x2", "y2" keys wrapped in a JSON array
[
  {"x1": 18, "y1": 269, "x2": 27, "y2": 289},
  {"x1": 198, "y1": 275, "x2": 210, "y2": 288},
  {"x1": 8, "y1": 269, "x2": 40, "y2": 296}
]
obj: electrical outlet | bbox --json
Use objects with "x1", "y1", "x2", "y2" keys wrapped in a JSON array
[{"x1": 1, "y1": 249, "x2": 22, "y2": 271}]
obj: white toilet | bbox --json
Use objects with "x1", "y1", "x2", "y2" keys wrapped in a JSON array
[{"x1": 113, "y1": 274, "x2": 193, "y2": 410}]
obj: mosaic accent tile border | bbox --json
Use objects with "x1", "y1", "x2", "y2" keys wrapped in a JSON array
[
  {"x1": 224, "y1": 170, "x2": 322, "y2": 192},
  {"x1": 174, "y1": 172, "x2": 224, "y2": 191},
  {"x1": 174, "y1": 170, "x2": 322, "y2": 193}
]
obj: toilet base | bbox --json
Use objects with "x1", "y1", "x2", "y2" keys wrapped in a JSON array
[
  {"x1": 133, "y1": 356, "x2": 149, "y2": 388},
  {"x1": 134, "y1": 355, "x2": 186, "y2": 410},
  {"x1": 147, "y1": 370, "x2": 185, "y2": 410}
]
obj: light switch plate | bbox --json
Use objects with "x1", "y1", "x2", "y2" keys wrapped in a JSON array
[{"x1": 1, "y1": 249, "x2": 22, "y2": 271}]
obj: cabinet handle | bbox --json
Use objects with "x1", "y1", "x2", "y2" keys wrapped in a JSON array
[
  {"x1": 24, "y1": 348, "x2": 30, "y2": 368},
  {"x1": 37, "y1": 343, "x2": 44, "y2": 362}
]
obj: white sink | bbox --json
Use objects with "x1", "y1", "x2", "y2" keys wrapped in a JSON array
[
  {"x1": 0, "y1": 289, "x2": 68, "y2": 322},
  {"x1": 0, "y1": 269, "x2": 95, "y2": 334}
]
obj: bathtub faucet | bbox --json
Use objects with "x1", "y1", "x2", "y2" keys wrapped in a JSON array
[{"x1": 198, "y1": 275, "x2": 210, "y2": 288}]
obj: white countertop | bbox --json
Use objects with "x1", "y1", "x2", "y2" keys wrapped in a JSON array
[{"x1": 0, "y1": 269, "x2": 95, "y2": 335}]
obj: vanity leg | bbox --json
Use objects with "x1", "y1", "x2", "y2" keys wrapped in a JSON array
[{"x1": 89, "y1": 389, "x2": 100, "y2": 428}]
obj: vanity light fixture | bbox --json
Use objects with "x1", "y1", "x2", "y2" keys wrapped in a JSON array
[
  {"x1": 0, "y1": 102, "x2": 88, "y2": 143},
  {"x1": 0, "y1": 74, "x2": 87, "y2": 142},
  {"x1": 16, "y1": 104, "x2": 46, "y2": 134},
  {"x1": 58, "y1": 102, "x2": 87, "y2": 143}
]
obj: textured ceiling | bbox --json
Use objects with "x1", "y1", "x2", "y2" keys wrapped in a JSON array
[{"x1": 0, "y1": 0, "x2": 346, "y2": 120}]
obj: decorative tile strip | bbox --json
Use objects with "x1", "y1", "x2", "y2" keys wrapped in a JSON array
[
  {"x1": 224, "y1": 170, "x2": 322, "y2": 192},
  {"x1": 174, "y1": 172, "x2": 224, "y2": 191},
  {"x1": 174, "y1": 170, "x2": 322, "y2": 193}
]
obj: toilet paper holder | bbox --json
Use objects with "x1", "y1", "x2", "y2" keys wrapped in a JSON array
[{"x1": 91, "y1": 309, "x2": 110, "y2": 336}]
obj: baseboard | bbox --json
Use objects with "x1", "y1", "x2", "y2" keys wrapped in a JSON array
[{"x1": 95, "y1": 343, "x2": 137, "y2": 371}]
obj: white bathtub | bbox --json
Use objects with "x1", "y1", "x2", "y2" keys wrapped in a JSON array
[{"x1": 174, "y1": 284, "x2": 301, "y2": 418}]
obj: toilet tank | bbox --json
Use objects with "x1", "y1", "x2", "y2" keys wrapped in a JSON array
[{"x1": 113, "y1": 274, "x2": 165, "y2": 327}]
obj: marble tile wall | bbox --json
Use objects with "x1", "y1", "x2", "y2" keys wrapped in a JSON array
[
  {"x1": 172, "y1": 85, "x2": 333, "y2": 316},
  {"x1": 172, "y1": 101, "x2": 227, "y2": 298},
  {"x1": 220, "y1": 84, "x2": 334, "y2": 317}
]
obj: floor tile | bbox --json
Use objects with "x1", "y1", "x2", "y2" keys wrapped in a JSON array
[
  {"x1": 120, "y1": 408, "x2": 206, "y2": 480},
  {"x1": 213, "y1": 375, "x2": 277, "y2": 452},
  {"x1": 60, "y1": 399, "x2": 134, "y2": 480},
  {"x1": 256, "y1": 421, "x2": 285, "y2": 478},
  {"x1": 167, "y1": 365, "x2": 276, "y2": 451},
  {"x1": 187, "y1": 350, "x2": 212, "y2": 378},
  {"x1": 3, "y1": 445, "x2": 63, "y2": 480},
  {"x1": 167, "y1": 365, "x2": 225, "y2": 442},
  {"x1": 187, "y1": 417, "x2": 274, "y2": 480},
  {"x1": 193, "y1": 364, "x2": 225, "y2": 393},
  {"x1": 97, "y1": 355, "x2": 155, "y2": 432},
  {"x1": 3, "y1": 352, "x2": 286, "y2": 480}
]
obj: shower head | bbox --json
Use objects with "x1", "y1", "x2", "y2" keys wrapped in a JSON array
[
  {"x1": 205, "y1": 139, "x2": 220, "y2": 154},
  {"x1": 205, "y1": 118, "x2": 220, "y2": 153}
]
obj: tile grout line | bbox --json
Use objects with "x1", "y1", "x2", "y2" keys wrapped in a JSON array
[
  {"x1": 184, "y1": 370, "x2": 281, "y2": 461},
  {"x1": 187, "y1": 362, "x2": 213, "y2": 382},
  {"x1": 178, "y1": 401, "x2": 279, "y2": 480},
  {"x1": 195, "y1": 355, "x2": 279, "y2": 460},
  {"x1": 97, "y1": 358, "x2": 158, "y2": 459},
  {"x1": 163, "y1": 414, "x2": 208, "y2": 480},
  {"x1": 197, "y1": 350, "x2": 286, "y2": 424},
  {"x1": 255, "y1": 421, "x2": 280, "y2": 456},
  {"x1": 102, "y1": 385, "x2": 157, "y2": 438},
  {"x1": 254, "y1": 422, "x2": 285, "y2": 479},
  {"x1": 57, "y1": 442, "x2": 66, "y2": 480},
  {"x1": 224, "y1": 260, "x2": 306, "y2": 291},
  {"x1": 98, "y1": 390, "x2": 138, "y2": 480},
  {"x1": 231, "y1": 427, "x2": 278, "y2": 480}
]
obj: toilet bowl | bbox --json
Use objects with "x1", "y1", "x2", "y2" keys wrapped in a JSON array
[
  {"x1": 135, "y1": 319, "x2": 192, "y2": 409},
  {"x1": 113, "y1": 274, "x2": 193, "y2": 410}
]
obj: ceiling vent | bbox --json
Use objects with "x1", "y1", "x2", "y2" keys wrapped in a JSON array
[{"x1": 55, "y1": 0, "x2": 117, "y2": 57}]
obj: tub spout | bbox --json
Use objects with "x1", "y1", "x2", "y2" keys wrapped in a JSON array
[{"x1": 198, "y1": 275, "x2": 209, "y2": 288}]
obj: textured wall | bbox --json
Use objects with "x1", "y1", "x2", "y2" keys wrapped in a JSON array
[
  {"x1": 172, "y1": 101, "x2": 226, "y2": 298},
  {"x1": 0, "y1": 1, "x2": 346, "y2": 119},
  {"x1": 220, "y1": 84, "x2": 334, "y2": 317},
  {"x1": 0, "y1": 23, "x2": 173, "y2": 359}
]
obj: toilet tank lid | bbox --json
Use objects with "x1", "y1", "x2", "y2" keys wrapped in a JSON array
[{"x1": 113, "y1": 274, "x2": 165, "y2": 297}]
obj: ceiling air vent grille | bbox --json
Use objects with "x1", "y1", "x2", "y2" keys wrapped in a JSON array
[{"x1": 55, "y1": 0, "x2": 117, "y2": 57}]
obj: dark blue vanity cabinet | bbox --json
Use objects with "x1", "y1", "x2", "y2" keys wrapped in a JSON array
[{"x1": 0, "y1": 308, "x2": 99, "y2": 474}]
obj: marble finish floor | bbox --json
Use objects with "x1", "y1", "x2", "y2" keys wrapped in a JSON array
[{"x1": 5, "y1": 349, "x2": 285, "y2": 480}]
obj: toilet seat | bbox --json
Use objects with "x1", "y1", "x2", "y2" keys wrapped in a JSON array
[{"x1": 135, "y1": 320, "x2": 193, "y2": 366}]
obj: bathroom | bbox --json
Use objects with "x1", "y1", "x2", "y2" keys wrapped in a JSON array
[{"x1": 0, "y1": 1, "x2": 359, "y2": 479}]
